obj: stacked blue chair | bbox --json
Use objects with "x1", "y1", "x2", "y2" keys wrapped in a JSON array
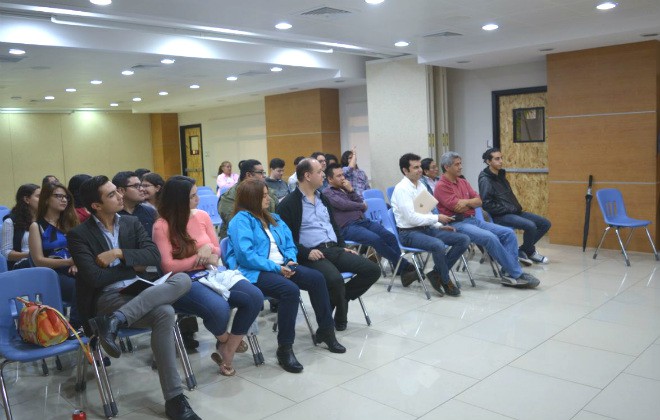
[
  {"x1": 362, "y1": 189, "x2": 385, "y2": 201},
  {"x1": 593, "y1": 188, "x2": 659, "y2": 266}
]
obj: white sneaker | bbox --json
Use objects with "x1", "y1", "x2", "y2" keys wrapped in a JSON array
[{"x1": 529, "y1": 251, "x2": 549, "y2": 264}]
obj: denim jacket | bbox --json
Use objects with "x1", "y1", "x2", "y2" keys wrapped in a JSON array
[{"x1": 226, "y1": 210, "x2": 297, "y2": 283}]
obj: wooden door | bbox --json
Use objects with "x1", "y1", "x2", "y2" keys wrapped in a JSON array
[{"x1": 180, "y1": 124, "x2": 205, "y2": 186}]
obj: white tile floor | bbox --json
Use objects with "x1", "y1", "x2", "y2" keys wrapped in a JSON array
[{"x1": 4, "y1": 240, "x2": 660, "y2": 420}]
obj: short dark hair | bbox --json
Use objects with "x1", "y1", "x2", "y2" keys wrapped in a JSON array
[
  {"x1": 482, "y1": 147, "x2": 500, "y2": 163},
  {"x1": 310, "y1": 152, "x2": 325, "y2": 161},
  {"x1": 399, "y1": 153, "x2": 421, "y2": 175},
  {"x1": 112, "y1": 171, "x2": 138, "y2": 188},
  {"x1": 135, "y1": 168, "x2": 151, "y2": 179},
  {"x1": 42, "y1": 175, "x2": 59, "y2": 187},
  {"x1": 293, "y1": 156, "x2": 305, "y2": 166},
  {"x1": 340, "y1": 150, "x2": 353, "y2": 167},
  {"x1": 325, "y1": 162, "x2": 342, "y2": 179},
  {"x1": 68, "y1": 174, "x2": 92, "y2": 209},
  {"x1": 238, "y1": 159, "x2": 262, "y2": 181},
  {"x1": 80, "y1": 175, "x2": 110, "y2": 214},
  {"x1": 269, "y1": 158, "x2": 285, "y2": 170},
  {"x1": 421, "y1": 158, "x2": 434, "y2": 173},
  {"x1": 296, "y1": 158, "x2": 313, "y2": 182},
  {"x1": 325, "y1": 153, "x2": 338, "y2": 165}
]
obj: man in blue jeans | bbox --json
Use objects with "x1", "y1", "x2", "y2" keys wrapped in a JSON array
[
  {"x1": 390, "y1": 153, "x2": 471, "y2": 297},
  {"x1": 434, "y1": 151, "x2": 540, "y2": 288},
  {"x1": 323, "y1": 163, "x2": 418, "y2": 287},
  {"x1": 478, "y1": 148, "x2": 551, "y2": 265}
]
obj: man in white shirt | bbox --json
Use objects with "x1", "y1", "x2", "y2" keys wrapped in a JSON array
[{"x1": 390, "y1": 153, "x2": 470, "y2": 296}]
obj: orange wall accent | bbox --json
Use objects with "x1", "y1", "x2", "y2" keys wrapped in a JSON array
[
  {"x1": 150, "y1": 113, "x2": 181, "y2": 179},
  {"x1": 265, "y1": 89, "x2": 341, "y2": 170},
  {"x1": 547, "y1": 41, "x2": 660, "y2": 252}
]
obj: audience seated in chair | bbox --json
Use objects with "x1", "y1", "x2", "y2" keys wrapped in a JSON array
[
  {"x1": 478, "y1": 148, "x2": 551, "y2": 265},
  {"x1": 226, "y1": 178, "x2": 345, "y2": 373},
  {"x1": 2, "y1": 183, "x2": 40, "y2": 270},
  {"x1": 216, "y1": 161, "x2": 239, "y2": 197},
  {"x1": 287, "y1": 156, "x2": 306, "y2": 192},
  {"x1": 341, "y1": 147, "x2": 371, "y2": 197},
  {"x1": 140, "y1": 172, "x2": 164, "y2": 212},
  {"x1": 277, "y1": 158, "x2": 380, "y2": 331},
  {"x1": 265, "y1": 157, "x2": 291, "y2": 202},
  {"x1": 390, "y1": 153, "x2": 470, "y2": 297},
  {"x1": 28, "y1": 181, "x2": 81, "y2": 323},
  {"x1": 68, "y1": 174, "x2": 92, "y2": 223},
  {"x1": 434, "y1": 151, "x2": 540, "y2": 288},
  {"x1": 152, "y1": 175, "x2": 263, "y2": 377},
  {"x1": 68, "y1": 175, "x2": 200, "y2": 420},
  {"x1": 323, "y1": 163, "x2": 417, "y2": 285},
  {"x1": 113, "y1": 171, "x2": 157, "y2": 238}
]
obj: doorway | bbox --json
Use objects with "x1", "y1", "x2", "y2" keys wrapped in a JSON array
[{"x1": 179, "y1": 124, "x2": 205, "y2": 186}]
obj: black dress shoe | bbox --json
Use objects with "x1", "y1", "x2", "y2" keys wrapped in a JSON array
[
  {"x1": 182, "y1": 334, "x2": 199, "y2": 350},
  {"x1": 315, "y1": 327, "x2": 346, "y2": 353},
  {"x1": 88, "y1": 315, "x2": 122, "y2": 358},
  {"x1": 334, "y1": 321, "x2": 348, "y2": 331},
  {"x1": 276, "y1": 344, "x2": 303, "y2": 373},
  {"x1": 165, "y1": 393, "x2": 201, "y2": 420},
  {"x1": 401, "y1": 266, "x2": 418, "y2": 287}
]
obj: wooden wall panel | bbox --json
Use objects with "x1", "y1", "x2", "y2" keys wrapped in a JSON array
[
  {"x1": 549, "y1": 182, "x2": 657, "y2": 252},
  {"x1": 151, "y1": 113, "x2": 181, "y2": 179},
  {"x1": 265, "y1": 89, "x2": 323, "y2": 136},
  {"x1": 548, "y1": 113, "x2": 656, "y2": 183},
  {"x1": 547, "y1": 41, "x2": 658, "y2": 116},
  {"x1": 508, "y1": 173, "x2": 548, "y2": 218}
]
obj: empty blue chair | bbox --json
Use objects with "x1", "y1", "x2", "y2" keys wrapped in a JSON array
[
  {"x1": 593, "y1": 188, "x2": 659, "y2": 266},
  {"x1": 363, "y1": 189, "x2": 385, "y2": 201},
  {"x1": 0, "y1": 268, "x2": 106, "y2": 419},
  {"x1": 197, "y1": 194, "x2": 222, "y2": 227}
]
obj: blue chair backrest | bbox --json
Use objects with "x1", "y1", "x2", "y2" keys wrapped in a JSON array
[
  {"x1": 386, "y1": 186, "x2": 395, "y2": 202},
  {"x1": 0, "y1": 254, "x2": 7, "y2": 273},
  {"x1": 365, "y1": 198, "x2": 390, "y2": 229},
  {"x1": 596, "y1": 188, "x2": 627, "y2": 222},
  {"x1": 197, "y1": 194, "x2": 222, "y2": 226},
  {"x1": 218, "y1": 186, "x2": 230, "y2": 197},
  {"x1": 0, "y1": 207, "x2": 10, "y2": 221},
  {"x1": 197, "y1": 187, "x2": 215, "y2": 196},
  {"x1": 0, "y1": 268, "x2": 63, "y2": 341},
  {"x1": 363, "y1": 189, "x2": 385, "y2": 201},
  {"x1": 385, "y1": 208, "x2": 406, "y2": 248}
]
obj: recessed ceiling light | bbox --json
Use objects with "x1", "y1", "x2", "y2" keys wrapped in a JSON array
[
  {"x1": 8, "y1": 48, "x2": 25, "y2": 55},
  {"x1": 90, "y1": 80, "x2": 102, "y2": 85},
  {"x1": 160, "y1": 58, "x2": 175, "y2": 64},
  {"x1": 596, "y1": 2, "x2": 616, "y2": 10},
  {"x1": 110, "y1": 102, "x2": 119, "y2": 107},
  {"x1": 189, "y1": 84, "x2": 200, "y2": 89},
  {"x1": 65, "y1": 88, "x2": 76, "y2": 92},
  {"x1": 270, "y1": 67, "x2": 283, "y2": 72},
  {"x1": 226, "y1": 76, "x2": 238, "y2": 81},
  {"x1": 365, "y1": 0, "x2": 385, "y2": 4},
  {"x1": 44, "y1": 96, "x2": 55, "y2": 100},
  {"x1": 90, "y1": 0, "x2": 112, "y2": 5},
  {"x1": 121, "y1": 70, "x2": 134, "y2": 76},
  {"x1": 132, "y1": 97, "x2": 142, "y2": 102},
  {"x1": 482, "y1": 23, "x2": 499, "y2": 31},
  {"x1": 394, "y1": 41, "x2": 409, "y2": 47},
  {"x1": 158, "y1": 91, "x2": 168, "y2": 96},
  {"x1": 275, "y1": 22, "x2": 292, "y2": 30}
]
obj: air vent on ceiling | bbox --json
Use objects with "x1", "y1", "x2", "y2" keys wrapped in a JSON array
[
  {"x1": 300, "y1": 6, "x2": 352, "y2": 20},
  {"x1": 0, "y1": 55, "x2": 25, "y2": 63},
  {"x1": 239, "y1": 70, "x2": 269, "y2": 77},
  {"x1": 131, "y1": 64, "x2": 161, "y2": 70},
  {"x1": 424, "y1": 31, "x2": 463, "y2": 38}
]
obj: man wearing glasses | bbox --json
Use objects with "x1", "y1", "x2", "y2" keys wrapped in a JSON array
[
  {"x1": 217, "y1": 159, "x2": 278, "y2": 238},
  {"x1": 112, "y1": 171, "x2": 156, "y2": 238}
]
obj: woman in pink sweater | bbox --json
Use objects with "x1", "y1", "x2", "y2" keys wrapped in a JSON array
[{"x1": 153, "y1": 176, "x2": 263, "y2": 376}]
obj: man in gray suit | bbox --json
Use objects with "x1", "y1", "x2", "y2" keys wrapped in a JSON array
[{"x1": 68, "y1": 175, "x2": 200, "y2": 420}]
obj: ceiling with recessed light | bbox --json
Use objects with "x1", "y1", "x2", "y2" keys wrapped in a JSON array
[{"x1": 1, "y1": 0, "x2": 659, "y2": 113}]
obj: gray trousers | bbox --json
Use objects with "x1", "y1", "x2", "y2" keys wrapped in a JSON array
[{"x1": 96, "y1": 273, "x2": 192, "y2": 401}]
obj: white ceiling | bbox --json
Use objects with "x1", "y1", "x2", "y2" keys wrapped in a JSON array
[{"x1": 1, "y1": 0, "x2": 659, "y2": 113}]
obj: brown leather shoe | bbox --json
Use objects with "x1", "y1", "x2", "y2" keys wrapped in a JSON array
[
  {"x1": 442, "y1": 281, "x2": 461, "y2": 296},
  {"x1": 425, "y1": 271, "x2": 445, "y2": 296},
  {"x1": 401, "y1": 268, "x2": 418, "y2": 287}
]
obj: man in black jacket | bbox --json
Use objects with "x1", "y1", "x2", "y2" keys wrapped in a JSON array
[
  {"x1": 277, "y1": 158, "x2": 380, "y2": 331},
  {"x1": 478, "y1": 148, "x2": 551, "y2": 265},
  {"x1": 68, "y1": 175, "x2": 200, "y2": 420}
]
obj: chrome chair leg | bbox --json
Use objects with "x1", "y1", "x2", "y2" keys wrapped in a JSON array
[
  {"x1": 644, "y1": 227, "x2": 660, "y2": 260},
  {"x1": 411, "y1": 254, "x2": 431, "y2": 300},
  {"x1": 1, "y1": 361, "x2": 14, "y2": 420},
  {"x1": 388, "y1": 255, "x2": 404, "y2": 292},
  {"x1": 298, "y1": 296, "x2": 317, "y2": 345},
  {"x1": 460, "y1": 255, "x2": 476, "y2": 287},
  {"x1": 593, "y1": 226, "x2": 611, "y2": 260},
  {"x1": 614, "y1": 227, "x2": 631, "y2": 266},
  {"x1": 173, "y1": 323, "x2": 196, "y2": 390}
]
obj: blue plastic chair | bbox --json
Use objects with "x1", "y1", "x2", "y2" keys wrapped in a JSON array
[
  {"x1": 363, "y1": 189, "x2": 385, "y2": 201},
  {"x1": 0, "y1": 254, "x2": 7, "y2": 273},
  {"x1": 197, "y1": 194, "x2": 222, "y2": 227},
  {"x1": 0, "y1": 207, "x2": 9, "y2": 222},
  {"x1": 386, "y1": 186, "x2": 395, "y2": 203},
  {"x1": 197, "y1": 186, "x2": 215, "y2": 196},
  {"x1": 0, "y1": 268, "x2": 104, "y2": 420},
  {"x1": 593, "y1": 188, "x2": 659, "y2": 266}
]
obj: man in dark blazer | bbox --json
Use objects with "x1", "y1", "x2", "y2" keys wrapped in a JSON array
[
  {"x1": 68, "y1": 175, "x2": 200, "y2": 420},
  {"x1": 277, "y1": 158, "x2": 380, "y2": 331}
]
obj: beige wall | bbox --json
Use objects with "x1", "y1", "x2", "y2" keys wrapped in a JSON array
[{"x1": 0, "y1": 111, "x2": 152, "y2": 205}]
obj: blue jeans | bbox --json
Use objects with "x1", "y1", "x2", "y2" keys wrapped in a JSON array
[
  {"x1": 173, "y1": 280, "x2": 263, "y2": 336},
  {"x1": 342, "y1": 218, "x2": 409, "y2": 273},
  {"x1": 492, "y1": 212, "x2": 551, "y2": 256},
  {"x1": 256, "y1": 265, "x2": 332, "y2": 345},
  {"x1": 398, "y1": 227, "x2": 470, "y2": 282},
  {"x1": 452, "y1": 218, "x2": 522, "y2": 278}
]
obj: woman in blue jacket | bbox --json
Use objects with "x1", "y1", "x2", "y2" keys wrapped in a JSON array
[{"x1": 227, "y1": 179, "x2": 345, "y2": 373}]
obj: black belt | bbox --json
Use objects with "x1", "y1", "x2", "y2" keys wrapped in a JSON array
[
  {"x1": 314, "y1": 241, "x2": 338, "y2": 249},
  {"x1": 398, "y1": 226, "x2": 426, "y2": 231}
]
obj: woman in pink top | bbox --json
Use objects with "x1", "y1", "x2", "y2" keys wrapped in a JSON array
[
  {"x1": 216, "y1": 161, "x2": 239, "y2": 197},
  {"x1": 153, "y1": 176, "x2": 263, "y2": 376}
]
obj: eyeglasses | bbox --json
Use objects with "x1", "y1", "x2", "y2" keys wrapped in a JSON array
[
  {"x1": 250, "y1": 170, "x2": 267, "y2": 176},
  {"x1": 52, "y1": 193, "x2": 69, "y2": 201},
  {"x1": 125, "y1": 183, "x2": 143, "y2": 190},
  {"x1": 141, "y1": 183, "x2": 154, "y2": 188}
]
